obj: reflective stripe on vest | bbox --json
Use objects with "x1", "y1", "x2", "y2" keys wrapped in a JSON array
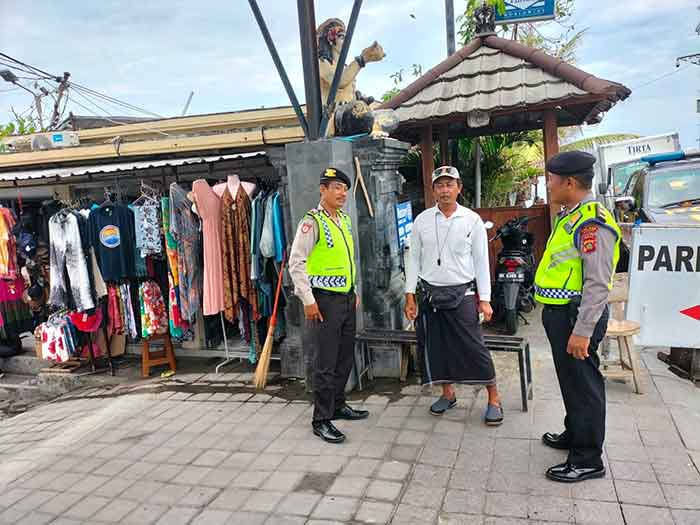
[
  {"x1": 534, "y1": 201, "x2": 621, "y2": 305},
  {"x1": 306, "y1": 209, "x2": 355, "y2": 293}
]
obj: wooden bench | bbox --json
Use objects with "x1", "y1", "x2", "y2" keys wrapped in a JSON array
[{"x1": 354, "y1": 329, "x2": 534, "y2": 411}]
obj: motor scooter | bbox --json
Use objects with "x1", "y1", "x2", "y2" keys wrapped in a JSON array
[{"x1": 485, "y1": 216, "x2": 536, "y2": 335}]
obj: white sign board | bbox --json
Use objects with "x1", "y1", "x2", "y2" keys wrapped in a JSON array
[
  {"x1": 598, "y1": 133, "x2": 680, "y2": 168},
  {"x1": 627, "y1": 224, "x2": 700, "y2": 348}
]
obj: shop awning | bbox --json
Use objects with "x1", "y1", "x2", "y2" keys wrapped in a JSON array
[{"x1": 0, "y1": 152, "x2": 266, "y2": 185}]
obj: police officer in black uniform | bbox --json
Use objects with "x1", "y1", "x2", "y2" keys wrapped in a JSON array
[{"x1": 534, "y1": 151, "x2": 622, "y2": 483}]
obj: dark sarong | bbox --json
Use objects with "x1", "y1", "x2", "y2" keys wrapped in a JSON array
[{"x1": 416, "y1": 294, "x2": 496, "y2": 386}]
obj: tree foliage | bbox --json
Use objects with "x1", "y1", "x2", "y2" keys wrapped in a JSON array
[
  {"x1": 451, "y1": 0, "x2": 587, "y2": 207},
  {"x1": 0, "y1": 117, "x2": 36, "y2": 138},
  {"x1": 0, "y1": 117, "x2": 37, "y2": 153}
]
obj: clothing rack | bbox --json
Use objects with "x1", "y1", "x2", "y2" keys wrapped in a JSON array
[{"x1": 42, "y1": 307, "x2": 114, "y2": 376}]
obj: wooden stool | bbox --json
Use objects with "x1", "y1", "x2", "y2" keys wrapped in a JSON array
[
  {"x1": 142, "y1": 332, "x2": 177, "y2": 378},
  {"x1": 604, "y1": 320, "x2": 643, "y2": 394},
  {"x1": 603, "y1": 273, "x2": 644, "y2": 394}
]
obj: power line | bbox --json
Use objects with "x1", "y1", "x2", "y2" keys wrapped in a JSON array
[
  {"x1": 0, "y1": 59, "x2": 48, "y2": 78},
  {"x1": 632, "y1": 65, "x2": 690, "y2": 90},
  {"x1": 69, "y1": 87, "x2": 169, "y2": 136},
  {"x1": 70, "y1": 83, "x2": 163, "y2": 118},
  {"x1": 1, "y1": 52, "x2": 164, "y2": 118},
  {"x1": 0, "y1": 53, "x2": 59, "y2": 80}
]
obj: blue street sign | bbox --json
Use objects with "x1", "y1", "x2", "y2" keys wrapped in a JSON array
[
  {"x1": 495, "y1": 0, "x2": 556, "y2": 25},
  {"x1": 395, "y1": 201, "x2": 413, "y2": 250}
]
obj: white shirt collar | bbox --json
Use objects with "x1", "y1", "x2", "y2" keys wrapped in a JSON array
[{"x1": 433, "y1": 204, "x2": 469, "y2": 218}]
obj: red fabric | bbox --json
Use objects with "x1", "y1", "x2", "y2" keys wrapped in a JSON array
[
  {"x1": 69, "y1": 309, "x2": 103, "y2": 333},
  {"x1": 107, "y1": 286, "x2": 124, "y2": 337}
]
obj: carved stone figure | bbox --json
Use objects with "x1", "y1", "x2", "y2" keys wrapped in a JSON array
[
  {"x1": 474, "y1": 3, "x2": 496, "y2": 36},
  {"x1": 317, "y1": 18, "x2": 386, "y2": 136}
]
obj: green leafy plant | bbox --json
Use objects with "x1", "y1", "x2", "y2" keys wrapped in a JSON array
[{"x1": 0, "y1": 117, "x2": 37, "y2": 153}]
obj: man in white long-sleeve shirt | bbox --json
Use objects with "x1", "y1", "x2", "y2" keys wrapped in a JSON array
[{"x1": 405, "y1": 166, "x2": 503, "y2": 425}]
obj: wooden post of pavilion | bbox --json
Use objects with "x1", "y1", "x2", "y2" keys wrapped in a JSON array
[
  {"x1": 421, "y1": 125, "x2": 435, "y2": 208},
  {"x1": 542, "y1": 109, "x2": 560, "y2": 221},
  {"x1": 439, "y1": 125, "x2": 450, "y2": 167}
]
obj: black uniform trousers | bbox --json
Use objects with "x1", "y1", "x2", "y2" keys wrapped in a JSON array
[
  {"x1": 542, "y1": 303, "x2": 609, "y2": 468},
  {"x1": 305, "y1": 289, "x2": 357, "y2": 422}
]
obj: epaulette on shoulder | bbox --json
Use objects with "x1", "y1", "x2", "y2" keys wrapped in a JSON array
[{"x1": 593, "y1": 202, "x2": 607, "y2": 221}]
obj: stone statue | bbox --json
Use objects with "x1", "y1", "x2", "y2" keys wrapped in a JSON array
[
  {"x1": 317, "y1": 18, "x2": 387, "y2": 137},
  {"x1": 474, "y1": 3, "x2": 496, "y2": 36}
]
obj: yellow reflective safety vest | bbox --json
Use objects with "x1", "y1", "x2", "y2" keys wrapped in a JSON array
[
  {"x1": 305, "y1": 209, "x2": 356, "y2": 293},
  {"x1": 534, "y1": 201, "x2": 621, "y2": 305}
]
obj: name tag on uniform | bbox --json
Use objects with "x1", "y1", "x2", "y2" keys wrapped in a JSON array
[{"x1": 563, "y1": 211, "x2": 582, "y2": 234}]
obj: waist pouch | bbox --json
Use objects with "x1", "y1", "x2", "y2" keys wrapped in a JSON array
[{"x1": 420, "y1": 280, "x2": 475, "y2": 310}]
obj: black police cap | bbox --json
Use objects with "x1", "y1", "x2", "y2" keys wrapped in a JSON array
[
  {"x1": 546, "y1": 150, "x2": 596, "y2": 182},
  {"x1": 320, "y1": 167, "x2": 352, "y2": 189}
]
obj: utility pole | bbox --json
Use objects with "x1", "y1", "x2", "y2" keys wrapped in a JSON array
[
  {"x1": 445, "y1": 0, "x2": 456, "y2": 55},
  {"x1": 181, "y1": 91, "x2": 195, "y2": 116},
  {"x1": 0, "y1": 69, "x2": 52, "y2": 130},
  {"x1": 677, "y1": 15, "x2": 700, "y2": 148},
  {"x1": 48, "y1": 72, "x2": 70, "y2": 130}
]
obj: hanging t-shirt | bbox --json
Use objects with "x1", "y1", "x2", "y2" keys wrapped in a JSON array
[
  {"x1": 88, "y1": 204, "x2": 136, "y2": 282},
  {"x1": 271, "y1": 192, "x2": 286, "y2": 264}
]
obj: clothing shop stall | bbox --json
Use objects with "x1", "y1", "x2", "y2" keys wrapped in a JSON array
[{"x1": 0, "y1": 152, "x2": 288, "y2": 376}]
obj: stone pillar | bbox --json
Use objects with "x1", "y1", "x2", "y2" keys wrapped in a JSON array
[
  {"x1": 352, "y1": 137, "x2": 410, "y2": 376},
  {"x1": 275, "y1": 140, "x2": 360, "y2": 383},
  {"x1": 271, "y1": 138, "x2": 410, "y2": 379}
]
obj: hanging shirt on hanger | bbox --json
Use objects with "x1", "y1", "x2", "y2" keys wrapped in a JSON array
[
  {"x1": 259, "y1": 193, "x2": 275, "y2": 259},
  {"x1": 139, "y1": 280, "x2": 169, "y2": 338},
  {"x1": 161, "y1": 197, "x2": 185, "y2": 338},
  {"x1": 88, "y1": 204, "x2": 136, "y2": 282},
  {"x1": 170, "y1": 183, "x2": 202, "y2": 324},
  {"x1": 49, "y1": 210, "x2": 95, "y2": 312},
  {"x1": 0, "y1": 208, "x2": 18, "y2": 280},
  {"x1": 271, "y1": 192, "x2": 287, "y2": 263},
  {"x1": 132, "y1": 202, "x2": 162, "y2": 258}
]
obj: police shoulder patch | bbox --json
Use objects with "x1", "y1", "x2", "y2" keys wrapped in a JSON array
[
  {"x1": 301, "y1": 222, "x2": 312, "y2": 234},
  {"x1": 580, "y1": 224, "x2": 598, "y2": 253}
]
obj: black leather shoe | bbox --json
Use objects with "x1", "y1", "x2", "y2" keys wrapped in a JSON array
[
  {"x1": 546, "y1": 462, "x2": 605, "y2": 483},
  {"x1": 542, "y1": 432, "x2": 571, "y2": 450},
  {"x1": 312, "y1": 420, "x2": 346, "y2": 443},
  {"x1": 332, "y1": 404, "x2": 369, "y2": 421}
]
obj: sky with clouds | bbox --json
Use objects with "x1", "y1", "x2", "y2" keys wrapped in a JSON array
[{"x1": 1, "y1": 0, "x2": 700, "y2": 148}]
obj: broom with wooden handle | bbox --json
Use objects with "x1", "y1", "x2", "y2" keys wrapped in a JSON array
[{"x1": 254, "y1": 254, "x2": 286, "y2": 389}]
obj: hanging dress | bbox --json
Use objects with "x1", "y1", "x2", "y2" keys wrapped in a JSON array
[
  {"x1": 191, "y1": 180, "x2": 225, "y2": 316},
  {"x1": 169, "y1": 184, "x2": 202, "y2": 323},
  {"x1": 161, "y1": 197, "x2": 184, "y2": 338},
  {"x1": 221, "y1": 185, "x2": 257, "y2": 323}
]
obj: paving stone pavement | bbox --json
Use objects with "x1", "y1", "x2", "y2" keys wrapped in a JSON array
[{"x1": 0, "y1": 313, "x2": 699, "y2": 524}]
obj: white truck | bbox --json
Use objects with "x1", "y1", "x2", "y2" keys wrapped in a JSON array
[{"x1": 594, "y1": 133, "x2": 681, "y2": 209}]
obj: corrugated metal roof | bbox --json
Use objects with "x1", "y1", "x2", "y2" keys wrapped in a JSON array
[{"x1": 0, "y1": 152, "x2": 265, "y2": 183}]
